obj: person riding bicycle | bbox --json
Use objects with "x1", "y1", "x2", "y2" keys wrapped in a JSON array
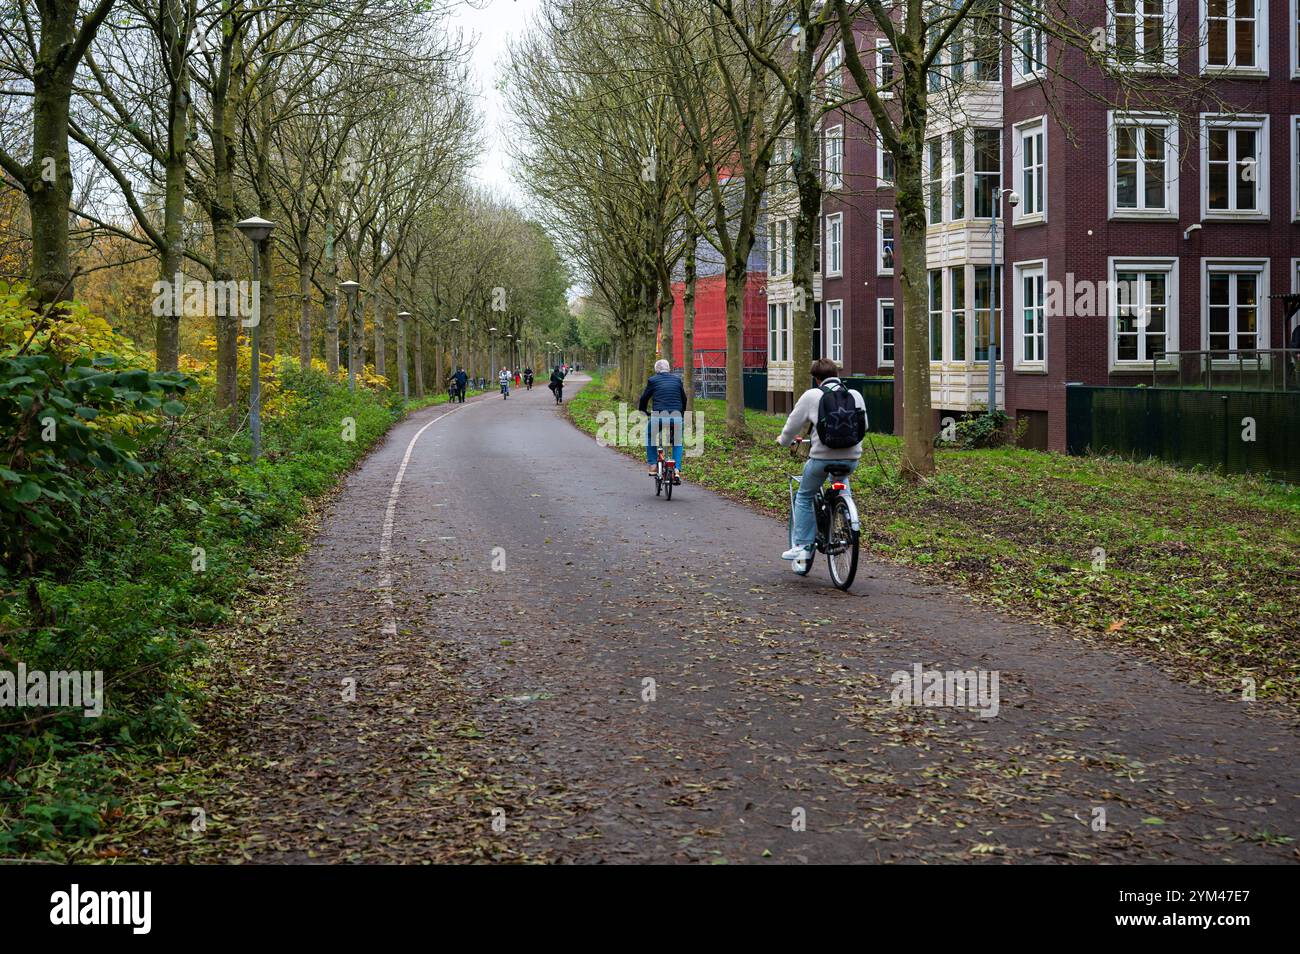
[
  {"x1": 777, "y1": 358, "x2": 867, "y2": 563},
  {"x1": 523, "y1": 366, "x2": 534, "y2": 389},
  {"x1": 452, "y1": 366, "x2": 468, "y2": 403},
  {"x1": 638, "y1": 358, "x2": 687, "y2": 479},
  {"x1": 549, "y1": 365, "x2": 566, "y2": 402},
  {"x1": 499, "y1": 367, "x2": 511, "y2": 398}
]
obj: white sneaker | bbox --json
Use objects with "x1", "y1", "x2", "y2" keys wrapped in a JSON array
[{"x1": 781, "y1": 545, "x2": 812, "y2": 561}]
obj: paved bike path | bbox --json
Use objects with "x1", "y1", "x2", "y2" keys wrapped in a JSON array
[{"x1": 185, "y1": 375, "x2": 1299, "y2": 863}]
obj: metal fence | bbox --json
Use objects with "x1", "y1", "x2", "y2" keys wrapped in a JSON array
[
  {"x1": 1066, "y1": 384, "x2": 1300, "y2": 483},
  {"x1": 1148, "y1": 349, "x2": 1300, "y2": 391},
  {"x1": 842, "y1": 376, "x2": 896, "y2": 435}
]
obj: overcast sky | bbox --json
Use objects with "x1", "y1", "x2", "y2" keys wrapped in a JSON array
[{"x1": 453, "y1": 0, "x2": 544, "y2": 203}]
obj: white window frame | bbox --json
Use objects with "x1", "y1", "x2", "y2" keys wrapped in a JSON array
[
  {"x1": 877, "y1": 142, "x2": 894, "y2": 188},
  {"x1": 825, "y1": 212, "x2": 843, "y2": 277},
  {"x1": 1107, "y1": 0, "x2": 1178, "y2": 71},
  {"x1": 1013, "y1": 0, "x2": 1048, "y2": 84},
  {"x1": 1107, "y1": 111, "x2": 1178, "y2": 219},
  {"x1": 825, "y1": 43, "x2": 843, "y2": 98},
  {"x1": 1012, "y1": 116, "x2": 1047, "y2": 225},
  {"x1": 1013, "y1": 259, "x2": 1047, "y2": 372},
  {"x1": 1107, "y1": 256, "x2": 1179, "y2": 370},
  {"x1": 877, "y1": 209, "x2": 895, "y2": 275},
  {"x1": 767, "y1": 301, "x2": 792, "y2": 363},
  {"x1": 1200, "y1": 113, "x2": 1268, "y2": 221},
  {"x1": 1293, "y1": 117, "x2": 1300, "y2": 221},
  {"x1": 826, "y1": 299, "x2": 844, "y2": 364},
  {"x1": 1293, "y1": 0, "x2": 1300, "y2": 77},
  {"x1": 825, "y1": 124, "x2": 844, "y2": 191},
  {"x1": 877, "y1": 298, "x2": 895, "y2": 367},
  {"x1": 1200, "y1": 0, "x2": 1267, "y2": 75},
  {"x1": 876, "y1": 39, "x2": 895, "y2": 97},
  {"x1": 1201, "y1": 258, "x2": 1270, "y2": 362}
]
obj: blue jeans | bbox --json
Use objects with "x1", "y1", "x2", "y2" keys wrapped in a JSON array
[
  {"x1": 646, "y1": 412, "x2": 684, "y2": 469},
  {"x1": 792, "y1": 458, "x2": 857, "y2": 548}
]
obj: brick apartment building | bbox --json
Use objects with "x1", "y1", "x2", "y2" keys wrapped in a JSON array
[{"x1": 783, "y1": 1, "x2": 1300, "y2": 450}]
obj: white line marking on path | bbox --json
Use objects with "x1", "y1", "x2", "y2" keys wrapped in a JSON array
[{"x1": 378, "y1": 402, "x2": 476, "y2": 636}]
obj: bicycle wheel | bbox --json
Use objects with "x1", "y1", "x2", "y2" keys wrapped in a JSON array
[
  {"x1": 787, "y1": 480, "x2": 811, "y2": 576},
  {"x1": 826, "y1": 496, "x2": 859, "y2": 590},
  {"x1": 664, "y1": 465, "x2": 673, "y2": 500}
]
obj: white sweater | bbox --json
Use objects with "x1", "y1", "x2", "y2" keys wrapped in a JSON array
[{"x1": 776, "y1": 378, "x2": 867, "y2": 460}]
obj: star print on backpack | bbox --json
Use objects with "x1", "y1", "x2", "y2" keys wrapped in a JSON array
[{"x1": 815, "y1": 382, "x2": 866, "y2": 449}]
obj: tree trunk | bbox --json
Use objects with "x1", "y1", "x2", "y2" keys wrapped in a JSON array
[
  {"x1": 27, "y1": 2, "x2": 78, "y2": 305},
  {"x1": 724, "y1": 259, "x2": 748, "y2": 438},
  {"x1": 323, "y1": 211, "x2": 339, "y2": 374},
  {"x1": 298, "y1": 247, "x2": 312, "y2": 369},
  {"x1": 154, "y1": 0, "x2": 189, "y2": 370},
  {"x1": 682, "y1": 235, "x2": 696, "y2": 411},
  {"x1": 396, "y1": 311, "x2": 408, "y2": 398},
  {"x1": 210, "y1": 30, "x2": 241, "y2": 416},
  {"x1": 791, "y1": 34, "x2": 820, "y2": 387},
  {"x1": 896, "y1": 140, "x2": 934, "y2": 479},
  {"x1": 414, "y1": 320, "x2": 425, "y2": 398}
]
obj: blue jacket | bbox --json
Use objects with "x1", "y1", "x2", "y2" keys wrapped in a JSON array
[{"x1": 638, "y1": 372, "x2": 687, "y2": 414}]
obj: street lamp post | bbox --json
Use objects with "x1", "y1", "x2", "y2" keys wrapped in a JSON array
[
  {"x1": 489, "y1": 326, "x2": 498, "y2": 383},
  {"x1": 396, "y1": 311, "x2": 411, "y2": 399},
  {"x1": 339, "y1": 280, "x2": 360, "y2": 390},
  {"x1": 236, "y1": 216, "x2": 275, "y2": 462},
  {"x1": 988, "y1": 189, "x2": 1020, "y2": 413}
]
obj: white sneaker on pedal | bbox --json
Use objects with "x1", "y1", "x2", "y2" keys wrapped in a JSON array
[{"x1": 781, "y1": 545, "x2": 812, "y2": 561}]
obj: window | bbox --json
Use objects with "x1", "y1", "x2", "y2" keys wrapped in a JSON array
[
  {"x1": 876, "y1": 39, "x2": 895, "y2": 96},
  {"x1": 951, "y1": 266, "x2": 967, "y2": 362},
  {"x1": 1109, "y1": 257, "x2": 1177, "y2": 366},
  {"x1": 825, "y1": 44, "x2": 843, "y2": 97},
  {"x1": 1202, "y1": 115, "x2": 1267, "y2": 217},
  {"x1": 974, "y1": 128, "x2": 1001, "y2": 217},
  {"x1": 1293, "y1": 116, "x2": 1300, "y2": 220},
  {"x1": 926, "y1": 137, "x2": 943, "y2": 224},
  {"x1": 878, "y1": 299, "x2": 895, "y2": 366},
  {"x1": 768, "y1": 301, "x2": 791, "y2": 362},
  {"x1": 767, "y1": 218, "x2": 791, "y2": 277},
  {"x1": 1109, "y1": 112, "x2": 1177, "y2": 217},
  {"x1": 1014, "y1": 118, "x2": 1046, "y2": 221},
  {"x1": 827, "y1": 300, "x2": 844, "y2": 363},
  {"x1": 1293, "y1": 0, "x2": 1300, "y2": 76},
  {"x1": 825, "y1": 213, "x2": 843, "y2": 276},
  {"x1": 878, "y1": 144, "x2": 895, "y2": 187},
  {"x1": 950, "y1": 130, "x2": 966, "y2": 219},
  {"x1": 1204, "y1": 260, "x2": 1268, "y2": 356},
  {"x1": 1202, "y1": 0, "x2": 1266, "y2": 73},
  {"x1": 1111, "y1": 0, "x2": 1177, "y2": 69},
  {"x1": 877, "y1": 210, "x2": 895, "y2": 275},
  {"x1": 825, "y1": 124, "x2": 844, "y2": 190},
  {"x1": 1014, "y1": 261, "x2": 1046, "y2": 368},
  {"x1": 1015, "y1": 0, "x2": 1047, "y2": 81},
  {"x1": 929, "y1": 270, "x2": 944, "y2": 362},
  {"x1": 973, "y1": 265, "x2": 1001, "y2": 362}
]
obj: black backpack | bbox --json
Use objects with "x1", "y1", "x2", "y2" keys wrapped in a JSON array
[{"x1": 815, "y1": 382, "x2": 866, "y2": 449}]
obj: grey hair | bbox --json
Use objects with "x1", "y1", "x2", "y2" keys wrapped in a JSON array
[{"x1": 654, "y1": 359, "x2": 671, "y2": 374}]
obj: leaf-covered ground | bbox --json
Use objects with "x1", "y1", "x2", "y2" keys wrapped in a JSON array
[{"x1": 569, "y1": 379, "x2": 1300, "y2": 711}]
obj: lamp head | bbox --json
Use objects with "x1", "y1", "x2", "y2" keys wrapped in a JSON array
[{"x1": 236, "y1": 216, "x2": 275, "y2": 242}]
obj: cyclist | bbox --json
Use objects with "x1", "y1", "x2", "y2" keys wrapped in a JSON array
[
  {"x1": 523, "y1": 367, "x2": 534, "y2": 390},
  {"x1": 638, "y1": 359, "x2": 686, "y2": 479},
  {"x1": 549, "y1": 364, "x2": 566, "y2": 403},
  {"x1": 452, "y1": 366, "x2": 468, "y2": 403},
  {"x1": 776, "y1": 358, "x2": 867, "y2": 563},
  {"x1": 499, "y1": 367, "x2": 511, "y2": 399}
]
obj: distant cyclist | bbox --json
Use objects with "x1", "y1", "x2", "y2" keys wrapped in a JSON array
[
  {"x1": 776, "y1": 358, "x2": 867, "y2": 563},
  {"x1": 638, "y1": 358, "x2": 686, "y2": 478},
  {"x1": 549, "y1": 365, "x2": 566, "y2": 404},
  {"x1": 499, "y1": 367, "x2": 510, "y2": 399},
  {"x1": 452, "y1": 366, "x2": 468, "y2": 403},
  {"x1": 524, "y1": 367, "x2": 534, "y2": 390}
]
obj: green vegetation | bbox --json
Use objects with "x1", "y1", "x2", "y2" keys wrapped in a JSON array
[
  {"x1": 0, "y1": 288, "x2": 450, "y2": 860},
  {"x1": 571, "y1": 376, "x2": 1300, "y2": 708}
]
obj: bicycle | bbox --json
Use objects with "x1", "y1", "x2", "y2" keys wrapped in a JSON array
[
  {"x1": 647, "y1": 421, "x2": 681, "y2": 504},
  {"x1": 551, "y1": 382, "x2": 563, "y2": 405},
  {"x1": 786, "y1": 438, "x2": 860, "y2": 591},
  {"x1": 500, "y1": 380, "x2": 509, "y2": 399}
]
